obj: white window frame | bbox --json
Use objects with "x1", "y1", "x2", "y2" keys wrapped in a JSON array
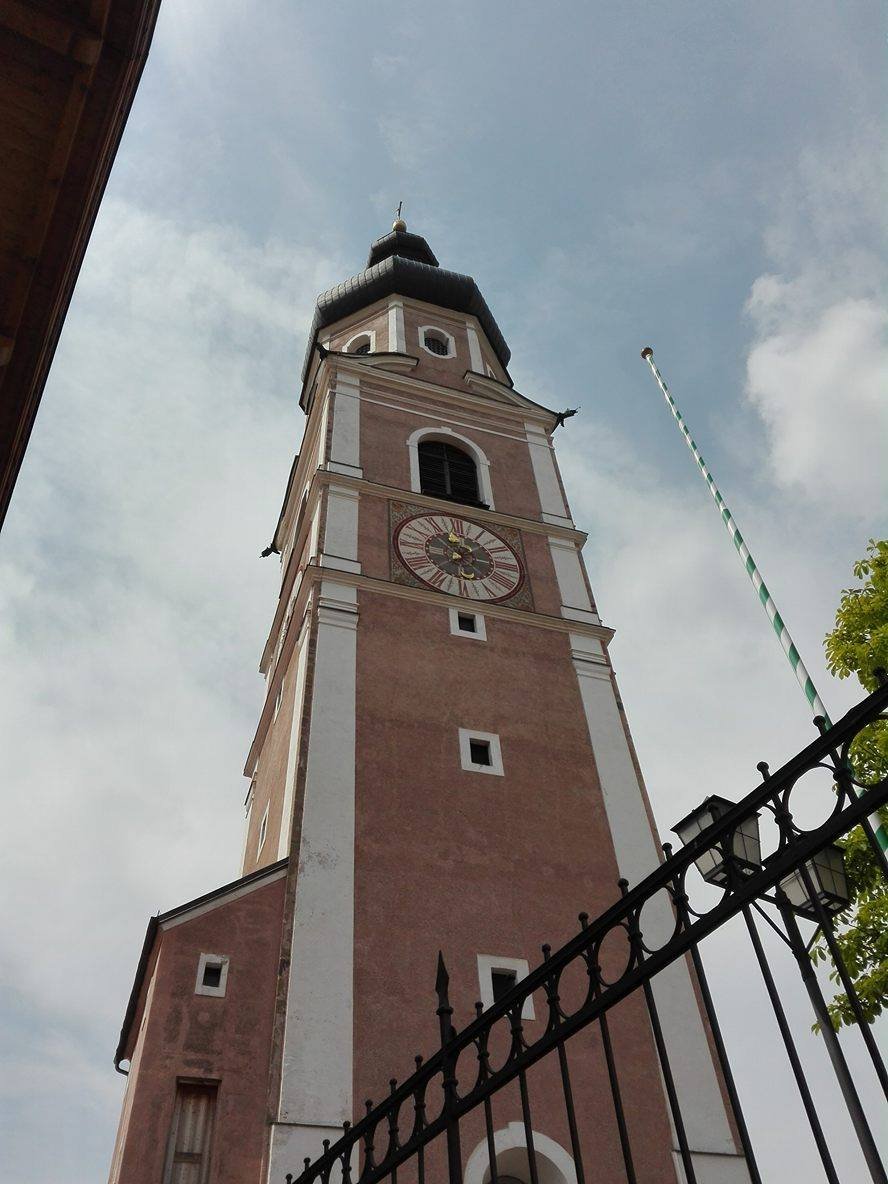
[
  {"x1": 476, "y1": 954, "x2": 534, "y2": 1019},
  {"x1": 449, "y1": 607, "x2": 487, "y2": 641},
  {"x1": 344, "y1": 330, "x2": 376, "y2": 355},
  {"x1": 418, "y1": 324, "x2": 456, "y2": 359},
  {"x1": 406, "y1": 425, "x2": 495, "y2": 509},
  {"x1": 459, "y1": 728, "x2": 504, "y2": 776},
  {"x1": 195, "y1": 952, "x2": 230, "y2": 998},
  {"x1": 257, "y1": 801, "x2": 270, "y2": 854},
  {"x1": 273, "y1": 683, "x2": 283, "y2": 719}
]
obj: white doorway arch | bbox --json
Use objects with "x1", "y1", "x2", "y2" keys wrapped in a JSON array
[{"x1": 465, "y1": 1122, "x2": 577, "y2": 1184}]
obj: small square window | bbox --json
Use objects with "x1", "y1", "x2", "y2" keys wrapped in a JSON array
[
  {"x1": 449, "y1": 607, "x2": 486, "y2": 640},
  {"x1": 459, "y1": 728, "x2": 504, "y2": 776},
  {"x1": 469, "y1": 739, "x2": 491, "y2": 766},
  {"x1": 476, "y1": 955, "x2": 534, "y2": 1019},
  {"x1": 491, "y1": 969, "x2": 517, "y2": 1003},
  {"x1": 195, "y1": 953, "x2": 229, "y2": 997},
  {"x1": 202, "y1": 962, "x2": 223, "y2": 989}
]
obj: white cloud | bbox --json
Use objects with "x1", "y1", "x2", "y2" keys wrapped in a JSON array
[
  {"x1": 0, "y1": 198, "x2": 341, "y2": 1179},
  {"x1": 745, "y1": 291, "x2": 886, "y2": 514},
  {"x1": 743, "y1": 135, "x2": 887, "y2": 518}
]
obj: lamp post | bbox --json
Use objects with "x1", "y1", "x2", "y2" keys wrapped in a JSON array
[{"x1": 673, "y1": 800, "x2": 887, "y2": 1184}]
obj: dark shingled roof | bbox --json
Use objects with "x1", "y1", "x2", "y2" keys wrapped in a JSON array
[{"x1": 300, "y1": 229, "x2": 511, "y2": 387}]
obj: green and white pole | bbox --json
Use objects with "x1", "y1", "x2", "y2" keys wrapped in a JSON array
[{"x1": 640, "y1": 347, "x2": 888, "y2": 856}]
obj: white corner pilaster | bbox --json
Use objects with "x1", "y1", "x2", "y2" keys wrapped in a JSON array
[
  {"x1": 465, "y1": 321, "x2": 484, "y2": 372},
  {"x1": 572, "y1": 660, "x2": 747, "y2": 1177},
  {"x1": 276, "y1": 616, "x2": 311, "y2": 860},
  {"x1": 328, "y1": 372, "x2": 362, "y2": 478},
  {"x1": 269, "y1": 581, "x2": 359, "y2": 1182},
  {"x1": 525, "y1": 421, "x2": 572, "y2": 527},
  {"x1": 320, "y1": 484, "x2": 361, "y2": 575},
  {"x1": 388, "y1": 299, "x2": 406, "y2": 353},
  {"x1": 548, "y1": 536, "x2": 599, "y2": 624}
]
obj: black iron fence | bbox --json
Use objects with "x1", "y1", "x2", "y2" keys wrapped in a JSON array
[{"x1": 287, "y1": 679, "x2": 888, "y2": 1184}]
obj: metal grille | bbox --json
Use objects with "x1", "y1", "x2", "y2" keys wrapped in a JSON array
[
  {"x1": 418, "y1": 441, "x2": 481, "y2": 506},
  {"x1": 285, "y1": 678, "x2": 888, "y2": 1184},
  {"x1": 424, "y1": 333, "x2": 449, "y2": 356}
]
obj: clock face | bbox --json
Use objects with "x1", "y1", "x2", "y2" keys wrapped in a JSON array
[{"x1": 393, "y1": 512, "x2": 525, "y2": 602}]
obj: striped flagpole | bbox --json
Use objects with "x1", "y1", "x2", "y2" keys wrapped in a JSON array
[{"x1": 640, "y1": 347, "x2": 888, "y2": 855}]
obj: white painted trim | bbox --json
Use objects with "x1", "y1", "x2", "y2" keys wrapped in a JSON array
[
  {"x1": 240, "y1": 782, "x2": 255, "y2": 871},
  {"x1": 387, "y1": 299, "x2": 406, "y2": 353},
  {"x1": 161, "y1": 864, "x2": 288, "y2": 931},
  {"x1": 273, "y1": 684, "x2": 283, "y2": 720},
  {"x1": 525, "y1": 421, "x2": 572, "y2": 527},
  {"x1": 449, "y1": 607, "x2": 487, "y2": 641},
  {"x1": 476, "y1": 955, "x2": 534, "y2": 1019},
  {"x1": 672, "y1": 1151, "x2": 752, "y2": 1183},
  {"x1": 194, "y1": 952, "x2": 230, "y2": 998},
  {"x1": 465, "y1": 1123, "x2": 576, "y2": 1184},
  {"x1": 277, "y1": 617, "x2": 311, "y2": 860},
  {"x1": 418, "y1": 323, "x2": 456, "y2": 359},
  {"x1": 327, "y1": 374, "x2": 362, "y2": 479},
  {"x1": 343, "y1": 330, "x2": 376, "y2": 355},
  {"x1": 320, "y1": 484, "x2": 361, "y2": 573},
  {"x1": 276, "y1": 579, "x2": 358, "y2": 1136},
  {"x1": 458, "y1": 727, "x2": 504, "y2": 776},
  {"x1": 548, "y1": 536, "x2": 599, "y2": 622},
  {"x1": 257, "y1": 801, "x2": 270, "y2": 855},
  {"x1": 465, "y1": 321, "x2": 484, "y2": 372},
  {"x1": 573, "y1": 664, "x2": 739, "y2": 1157},
  {"x1": 406, "y1": 424, "x2": 495, "y2": 509}
]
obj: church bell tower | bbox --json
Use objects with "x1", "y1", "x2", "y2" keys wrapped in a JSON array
[{"x1": 109, "y1": 221, "x2": 750, "y2": 1184}]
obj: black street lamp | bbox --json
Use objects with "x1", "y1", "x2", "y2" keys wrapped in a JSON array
[
  {"x1": 672, "y1": 795, "x2": 761, "y2": 886},
  {"x1": 778, "y1": 845, "x2": 850, "y2": 920},
  {"x1": 673, "y1": 798, "x2": 886, "y2": 1184}
]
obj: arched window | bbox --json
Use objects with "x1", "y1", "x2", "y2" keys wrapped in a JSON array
[
  {"x1": 345, "y1": 331, "x2": 374, "y2": 355},
  {"x1": 418, "y1": 440, "x2": 482, "y2": 506}
]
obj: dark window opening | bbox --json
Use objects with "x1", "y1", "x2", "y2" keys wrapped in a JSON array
[
  {"x1": 491, "y1": 969, "x2": 517, "y2": 1003},
  {"x1": 353, "y1": 341, "x2": 371, "y2": 355},
  {"x1": 424, "y1": 332, "x2": 449, "y2": 355},
  {"x1": 457, "y1": 613, "x2": 477, "y2": 633},
  {"x1": 202, "y1": 962, "x2": 223, "y2": 989},
  {"x1": 469, "y1": 739, "x2": 492, "y2": 766},
  {"x1": 418, "y1": 440, "x2": 484, "y2": 507}
]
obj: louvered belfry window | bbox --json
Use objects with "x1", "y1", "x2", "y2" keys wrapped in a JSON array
[
  {"x1": 164, "y1": 1082, "x2": 217, "y2": 1184},
  {"x1": 418, "y1": 441, "x2": 481, "y2": 506}
]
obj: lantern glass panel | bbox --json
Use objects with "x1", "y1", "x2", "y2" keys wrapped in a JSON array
[
  {"x1": 779, "y1": 846, "x2": 849, "y2": 919},
  {"x1": 673, "y1": 797, "x2": 761, "y2": 886}
]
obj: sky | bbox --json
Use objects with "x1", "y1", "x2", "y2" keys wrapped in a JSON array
[{"x1": 0, "y1": 1, "x2": 885, "y2": 1180}]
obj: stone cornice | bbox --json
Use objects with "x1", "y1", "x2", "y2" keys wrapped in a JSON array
[
  {"x1": 309, "y1": 354, "x2": 556, "y2": 428},
  {"x1": 316, "y1": 469, "x2": 587, "y2": 542},
  {"x1": 263, "y1": 466, "x2": 589, "y2": 674},
  {"x1": 247, "y1": 560, "x2": 615, "y2": 776}
]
